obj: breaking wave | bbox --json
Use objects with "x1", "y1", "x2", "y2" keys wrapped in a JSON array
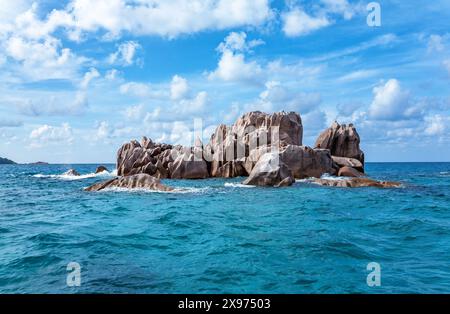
[
  {"x1": 33, "y1": 169, "x2": 117, "y2": 181},
  {"x1": 224, "y1": 182, "x2": 255, "y2": 188},
  {"x1": 98, "y1": 186, "x2": 210, "y2": 194},
  {"x1": 296, "y1": 173, "x2": 346, "y2": 183}
]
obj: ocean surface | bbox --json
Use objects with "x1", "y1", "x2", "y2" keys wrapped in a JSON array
[{"x1": 0, "y1": 162, "x2": 449, "y2": 293}]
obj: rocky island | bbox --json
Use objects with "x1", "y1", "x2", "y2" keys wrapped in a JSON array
[
  {"x1": 0, "y1": 157, "x2": 16, "y2": 165},
  {"x1": 86, "y1": 111, "x2": 400, "y2": 192}
]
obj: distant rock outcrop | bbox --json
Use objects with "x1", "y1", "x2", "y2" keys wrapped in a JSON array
[
  {"x1": 85, "y1": 110, "x2": 400, "y2": 189},
  {"x1": 0, "y1": 157, "x2": 16, "y2": 165},
  {"x1": 310, "y1": 177, "x2": 401, "y2": 188},
  {"x1": 95, "y1": 166, "x2": 109, "y2": 173},
  {"x1": 64, "y1": 169, "x2": 80, "y2": 176},
  {"x1": 115, "y1": 111, "x2": 305, "y2": 183},
  {"x1": 85, "y1": 174, "x2": 174, "y2": 192}
]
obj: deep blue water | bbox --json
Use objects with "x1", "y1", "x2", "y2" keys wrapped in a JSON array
[{"x1": 0, "y1": 162, "x2": 449, "y2": 293}]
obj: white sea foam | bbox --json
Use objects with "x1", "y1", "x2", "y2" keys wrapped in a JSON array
[
  {"x1": 33, "y1": 170, "x2": 116, "y2": 181},
  {"x1": 295, "y1": 178, "x2": 322, "y2": 186},
  {"x1": 321, "y1": 173, "x2": 350, "y2": 181},
  {"x1": 97, "y1": 186, "x2": 210, "y2": 194},
  {"x1": 224, "y1": 182, "x2": 255, "y2": 188},
  {"x1": 295, "y1": 173, "x2": 346, "y2": 183}
]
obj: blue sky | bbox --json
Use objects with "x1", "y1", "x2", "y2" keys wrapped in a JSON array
[{"x1": 0, "y1": 0, "x2": 449, "y2": 163}]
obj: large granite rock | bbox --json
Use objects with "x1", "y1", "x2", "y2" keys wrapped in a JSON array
[
  {"x1": 231, "y1": 111, "x2": 303, "y2": 146},
  {"x1": 310, "y1": 177, "x2": 401, "y2": 188},
  {"x1": 338, "y1": 166, "x2": 365, "y2": 177},
  {"x1": 116, "y1": 138, "x2": 175, "y2": 178},
  {"x1": 170, "y1": 150, "x2": 209, "y2": 179},
  {"x1": 110, "y1": 111, "x2": 378, "y2": 187},
  {"x1": 243, "y1": 145, "x2": 272, "y2": 174},
  {"x1": 243, "y1": 152, "x2": 295, "y2": 187},
  {"x1": 331, "y1": 156, "x2": 363, "y2": 171},
  {"x1": 315, "y1": 122, "x2": 364, "y2": 165},
  {"x1": 113, "y1": 111, "x2": 303, "y2": 180},
  {"x1": 84, "y1": 174, "x2": 174, "y2": 192},
  {"x1": 280, "y1": 145, "x2": 335, "y2": 178},
  {"x1": 208, "y1": 111, "x2": 303, "y2": 178}
]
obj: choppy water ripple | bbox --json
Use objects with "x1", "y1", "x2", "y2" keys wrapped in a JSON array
[{"x1": 0, "y1": 163, "x2": 450, "y2": 293}]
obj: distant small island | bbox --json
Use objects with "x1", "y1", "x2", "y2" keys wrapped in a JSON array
[
  {"x1": 29, "y1": 161, "x2": 49, "y2": 165},
  {"x1": 0, "y1": 157, "x2": 16, "y2": 164}
]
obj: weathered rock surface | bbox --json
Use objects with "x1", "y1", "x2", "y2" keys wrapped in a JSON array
[
  {"x1": 231, "y1": 111, "x2": 303, "y2": 146},
  {"x1": 170, "y1": 150, "x2": 209, "y2": 179},
  {"x1": 338, "y1": 166, "x2": 365, "y2": 177},
  {"x1": 95, "y1": 166, "x2": 109, "y2": 173},
  {"x1": 116, "y1": 138, "x2": 175, "y2": 178},
  {"x1": 105, "y1": 111, "x2": 393, "y2": 188},
  {"x1": 331, "y1": 156, "x2": 363, "y2": 171},
  {"x1": 207, "y1": 111, "x2": 303, "y2": 178},
  {"x1": 315, "y1": 122, "x2": 364, "y2": 165},
  {"x1": 64, "y1": 169, "x2": 80, "y2": 176},
  {"x1": 115, "y1": 111, "x2": 303, "y2": 180},
  {"x1": 243, "y1": 152, "x2": 295, "y2": 187},
  {"x1": 84, "y1": 174, "x2": 174, "y2": 192},
  {"x1": 311, "y1": 177, "x2": 401, "y2": 188},
  {"x1": 280, "y1": 145, "x2": 335, "y2": 179}
]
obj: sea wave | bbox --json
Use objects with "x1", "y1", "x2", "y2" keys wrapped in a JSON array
[
  {"x1": 224, "y1": 182, "x2": 255, "y2": 188},
  {"x1": 33, "y1": 170, "x2": 117, "y2": 181},
  {"x1": 97, "y1": 186, "x2": 210, "y2": 194},
  {"x1": 296, "y1": 173, "x2": 346, "y2": 183}
]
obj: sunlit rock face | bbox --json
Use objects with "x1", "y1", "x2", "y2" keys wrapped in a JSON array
[
  {"x1": 84, "y1": 174, "x2": 174, "y2": 192},
  {"x1": 110, "y1": 111, "x2": 377, "y2": 187},
  {"x1": 116, "y1": 111, "x2": 303, "y2": 180},
  {"x1": 315, "y1": 121, "x2": 365, "y2": 165}
]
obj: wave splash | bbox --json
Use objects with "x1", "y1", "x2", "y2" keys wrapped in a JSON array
[
  {"x1": 224, "y1": 182, "x2": 255, "y2": 188},
  {"x1": 97, "y1": 186, "x2": 210, "y2": 194},
  {"x1": 33, "y1": 170, "x2": 117, "y2": 181},
  {"x1": 296, "y1": 173, "x2": 346, "y2": 183}
]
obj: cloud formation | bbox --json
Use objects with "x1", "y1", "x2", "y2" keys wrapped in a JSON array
[
  {"x1": 29, "y1": 123, "x2": 73, "y2": 147},
  {"x1": 18, "y1": 92, "x2": 88, "y2": 116},
  {"x1": 281, "y1": 0, "x2": 361, "y2": 37},
  {"x1": 282, "y1": 8, "x2": 330, "y2": 37},
  {"x1": 108, "y1": 41, "x2": 141, "y2": 66}
]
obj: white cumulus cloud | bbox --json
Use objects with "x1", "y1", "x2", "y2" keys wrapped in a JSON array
[
  {"x1": 369, "y1": 79, "x2": 418, "y2": 121},
  {"x1": 209, "y1": 32, "x2": 264, "y2": 83},
  {"x1": 282, "y1": 8, "x2": 330, "y2": 37},
  {"x1": 170, "y1": 75, "x2": 189, "y2": 100},
  {"x1": 80, "y1": 67, "x2": 100, "y2": 89},
  {"x1": 29, "y1": 123, "x2": 73, "y2": 147},
  {"x1": 6, "y1": 0, "x2": 272, "y2": 40},
  {"x1": 18, "y1": 91, "x2": 88, "y2": 116},
  {"x1": 424, "y1": 114, "x2": 447, "y2": 136},
  {"x1": 108, "y1": 41, "x2": 141, "y2": 66}
]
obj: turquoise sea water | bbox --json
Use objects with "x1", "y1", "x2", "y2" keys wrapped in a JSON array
[{"x1": 0, "y1": 162, "x2": 449, "y2": 293}]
